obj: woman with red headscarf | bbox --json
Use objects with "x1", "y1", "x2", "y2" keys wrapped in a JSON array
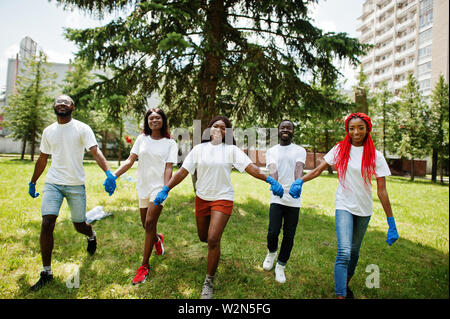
[{"x1": 289, "y1": 113, "x2": 399, "y2": 299}]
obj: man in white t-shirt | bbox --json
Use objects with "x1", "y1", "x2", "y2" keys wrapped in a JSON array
[
  {"x1": 262, "y1": 120, "x2": 307, "y2": 284},
  {"x1": 28, "y1": 94, "x2": 114, "y2": 291}
]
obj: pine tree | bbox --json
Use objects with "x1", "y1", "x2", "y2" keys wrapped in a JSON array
[
  {"x1": 54, "y1": 0, "x2": 367, "y2": 130},
  {"x1": 396, "y1": 73, "x2": 430, "y2": 181},
  {"x1": 370, "y1": 81, "x2": 395, "y2": 158},
  {"x1": 2, "y1": 52, "x2": 56, "y2": 160},
  {"x1": 430, "y1": 74, "x2": 449, "y2": 184}
]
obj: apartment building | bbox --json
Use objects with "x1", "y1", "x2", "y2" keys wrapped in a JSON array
[{"x1": 357, "y1": 0, "x2": 449, "y2": 97}]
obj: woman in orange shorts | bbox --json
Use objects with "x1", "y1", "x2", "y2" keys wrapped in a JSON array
[{"x1": 154, "y1": 116, "x2": 284, "y2": 299}]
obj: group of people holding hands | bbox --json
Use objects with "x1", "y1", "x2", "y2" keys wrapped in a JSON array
[{"x1": 28, "y1": 94, "x2": 399, "y2": 299}]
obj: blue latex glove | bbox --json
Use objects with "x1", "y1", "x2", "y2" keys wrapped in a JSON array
[
  {"x1": 386, "y1": 216, "x2": 399, "y2": 246},
  {"x1": 289, "y1": 178, "x2": 304, "y2": 199},
  {"x1": 28, "y1": 182, "x2": 40, "y2": 198},
  {"x1": 154, "y1": 185, "x2": 170, "y2": 206},
  {"x1": 266, "y1": 176, "x2": 284, "y2": 198},
  {"x1": 103, "y1": 170, "x2": 117, "y2": 196}
]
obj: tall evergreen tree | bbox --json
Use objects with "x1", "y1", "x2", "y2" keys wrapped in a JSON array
[
  {"x1": 2, "y1": 52, "x2": 56, "y2": 160},
  {"x1": 429, "y1": 74, "x2": 449, "y2": 184},
  {"x1": 53, "y1": 0, "x2": 366, "y2": 130},
  {"x1": 396, "y1": 73, "x2": 429, "y2": 181},
  {"x1": 370, "y1": 81, "x2": 395, "y2": 158}
]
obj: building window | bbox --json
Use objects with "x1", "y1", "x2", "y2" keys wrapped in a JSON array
[
  {"x1": 418, "y1": 62, "x2": 432, "y2": 76},
  {"x1": 419, "y1": 78, "x2": 431, "y2": 90},
  {"x1": 418, "y1": 28, "x2": 433, "y2": 45},
  {"x1": 418, "y1": 45, "x2": 432, "y2": 59},
  {"x1": 419, "y1": 0, "x2": 433, "y2": 28}
]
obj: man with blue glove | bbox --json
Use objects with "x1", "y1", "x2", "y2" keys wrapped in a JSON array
[
  {"x1": 262, "y1": 120, "x2": 307, "y2": 284},
  {"x1": 28, "y1": 94, "x2": 113, "y2": 291}
]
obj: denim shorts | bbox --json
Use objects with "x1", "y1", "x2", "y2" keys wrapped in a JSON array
[{"x1": 41, "y1": 183, "x2": 87, "y2": 223}]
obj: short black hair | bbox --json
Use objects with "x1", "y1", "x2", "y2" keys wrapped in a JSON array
[{"x1": 278, "y1": 119, "x2": 294, "y2": 130}]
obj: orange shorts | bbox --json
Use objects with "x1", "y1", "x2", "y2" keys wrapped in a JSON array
[{"x1": 195, "y1": 196, "x2": 234, "y2": 217}]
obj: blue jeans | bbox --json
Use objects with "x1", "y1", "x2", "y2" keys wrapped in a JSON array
[
  {"x1": 334, "y1": 209, "x2": 371, "y2": 297},
  {"x1": 41, "y1": 183, "x2": 87, "y2": 223}
]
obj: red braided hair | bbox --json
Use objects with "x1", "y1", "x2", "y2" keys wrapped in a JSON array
[{"x1": 334, "y1": 112, "x2": 376, "y2": 187}]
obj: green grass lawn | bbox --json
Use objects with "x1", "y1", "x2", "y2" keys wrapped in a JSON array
[{"x1": 0, "y1": 155, "x2": 448, "y2": 299}]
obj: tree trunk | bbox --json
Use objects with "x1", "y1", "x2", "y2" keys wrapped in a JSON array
[
  {"x1": 439, "y1": 149, "x2": 444, "y2": 185},
  {"x1": 30, "y1": 135, "x2": 36, "y2": 161},
  {"x1": 193, "y1": 0, "x2": 225, "y2": 191},
  {"x1": 313, "y1": 145, "x2": 317, "y2": 168},
  {"x1": 431, "y1": 148, "x2": 438, "y2": 183},
  {"x1": 102, "y1": 130, "x2": 108, "y2": 157},
  {"x1": 118, "y1": 121, "x2": 123, "y2": 166},
  {"x1": 21, "y1": 138, "x2": 26, "y2": 160},
  {"x1": 410, "y1": 158, "x2": 415, "y2": 181},
  {"x1": 325, "y1": 129, "x2": 333, "y2": 174},
  {"x1": 196, "y1": 0, "x2": 225, "y2": 132},
  {"x1": 382, "y1": 101, "x2": 386, "y2": 158}
]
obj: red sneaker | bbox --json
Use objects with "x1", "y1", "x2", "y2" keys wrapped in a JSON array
[
  {"x1": 132, "y1": 265, "x2": 149, "y2": 285},
  {"x1": 154, "y1": 233, "x2": 164, "y2": 256}
]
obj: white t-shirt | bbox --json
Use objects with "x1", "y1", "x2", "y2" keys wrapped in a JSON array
[
  {"x1": 40, "y1": 119, "x2": 98, "y2": 186},
  {"x1": 131, "y1": 134, "x2": 178, "y2": 198},
  {"x1": 266, "y1": 143, "x2": 307, "y2": 208},
  {"x1": 182, "y1": 142, "x2": 253, "y2": 201},
  {"x1": 323, "y1": 144, "x2": 391, "y2": 217}
]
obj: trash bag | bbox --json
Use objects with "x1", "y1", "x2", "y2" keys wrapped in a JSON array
[{"x1": 86, "y1": 206, "x2": 112, "y2": 224}]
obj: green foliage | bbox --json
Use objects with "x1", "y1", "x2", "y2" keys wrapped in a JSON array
[
  {"x1": 296, "y1": 77, "x2": 351, "y2": 154},
  {"x1": 2, "y1": 52, "x2": 57, "y2": 159},
  {"x1": 53, "y1": 0, "x2": 367, "y2": 129},
  {"x1": 370, "y1": 81, "x2": 397, "y2": 156},
  {"x1": 429, "y1": 75, "x2": 450, "y2": 183},
  {"x1": 395, "y1": 73, "x2": 430, "y2": 160}
]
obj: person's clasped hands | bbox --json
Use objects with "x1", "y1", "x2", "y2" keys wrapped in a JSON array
[
  {"x1": 103, "y1": 170, "x2": 117, "y2": 196},
  {"x1": 266, "y1": 176, "x2": 284, "y2": 198},
  {"x1": 288, "y1": 178, "x2": 303, "y2": 199}
]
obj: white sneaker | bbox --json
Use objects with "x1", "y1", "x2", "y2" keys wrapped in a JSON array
[
  {"x1": 262, "y1": 251, "x2": 277, "y2": 271},
  {"x1": 275, "y1": 263, "x2": 286, "y2": 284}
]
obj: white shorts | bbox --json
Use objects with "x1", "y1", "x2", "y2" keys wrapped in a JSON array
[{"x1": 139, "y1": 192, "x2": 166, "y2": 208}]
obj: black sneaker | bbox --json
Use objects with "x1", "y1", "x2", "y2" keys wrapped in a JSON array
[
  {"x1": 87, "y1": 236, "x2": 97, "y2": 255},
  {"x1": 346, "y1": 287, "x2": 355, "y2": 299},
  {"x1": 30, "y1": 271, "x2": 53, "y2": 291}
]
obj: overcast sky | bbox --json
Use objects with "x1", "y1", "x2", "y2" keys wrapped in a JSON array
[{"x1": 0, "y1": 0, "x2": 364, "y2": 90}]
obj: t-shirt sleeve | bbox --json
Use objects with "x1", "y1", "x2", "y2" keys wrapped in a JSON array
[
  {"x1": 39, "y1": 129, "x2": 51, "y2": 154},
  {"x1": 181, "y1": 146, "x2": 197, "y2": 174},
  {"x1": 375, "y1": 151, "x2": 391, "y2": 178},
  {"x1": 232, "y1": 146, "x2": 253, "y2": 173},
  {"x1": 130, "y1": 135, "x2": 142, "y2": 156},
  {"x1": 166, "y1": 139, "x2": 178, "y2": 164},
  {"x1": 323, "y1": 145, "x2": 338, "y2": 166},
  {"x1": 82, "y1": 124, "x2": 98, "y2": 151},
  {"x1": 296, "y1": 147, "x2": 307, "y2": 164}
]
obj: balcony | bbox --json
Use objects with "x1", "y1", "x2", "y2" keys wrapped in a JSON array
[
  {"x1": 396, "y1": 16, "x2": 416, "y2": 33},
  {"x1": 376, "y1": 28, "x2": 395, "y2": 43},
  {"x1": 374, "y1": 56, "x2": 395, "y2": 70},
  {"x1": 396, "y1": 29, "x2": 416, "y2": 45},
  {"x1": 394, "y1": 62, "x2": 415, "y2": 76},
  {"x1": 395, "y1": 45, "x2": 416, "y2": 60},
  {"x1": 373, "y1": 72, "x2": 393, "y2": 84},
  {"x1": 375, "y1": 45, "x2": 394, "y2": 57},
  {"x1": 393, "y1": 79, "x2": 408, "y2": 90},
  {"x1": 397, "y1": 0, "x2": 417, "y2": 18},
  {"x1": 377, "y1": 0, "x2": 395, "y2": 17}
]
